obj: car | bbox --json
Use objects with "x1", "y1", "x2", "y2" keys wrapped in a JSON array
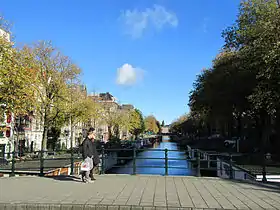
[
  {"x1": 0, "y1": 157, "x2": 9, "y2": 166},
  {"x1": 208, "y1": 134, "x2": 222, "y2": 139},
  {"x1": 224, "y1": 137, "x2": 240, "y2": 147}
]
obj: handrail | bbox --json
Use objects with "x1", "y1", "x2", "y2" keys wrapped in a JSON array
[{"x1": 1, "y1": 147, "x2": 280, "y2": 180}]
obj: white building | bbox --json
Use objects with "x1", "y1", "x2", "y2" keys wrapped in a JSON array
[
  {"x1": 0, "y1": 110, "x2": 13, "y2": 158},
  {"x1": 0, "y1": 28, "x2": 10, "y2": 42}
]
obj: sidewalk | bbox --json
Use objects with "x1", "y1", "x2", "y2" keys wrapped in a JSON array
[{"x1": 0, "y1": 175, "x2": 280, "y2": 209}]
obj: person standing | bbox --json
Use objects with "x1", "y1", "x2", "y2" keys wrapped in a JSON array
[
  {"x1": 81, "y1": 127, "x2": 95, "y2": 183},
  {"x1": 89, "y1": 131, "x2": 100, "y2": 181}
]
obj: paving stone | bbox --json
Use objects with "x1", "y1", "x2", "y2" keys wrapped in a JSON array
[
  {"x1": 119, "y1": 206, "x2": 131, "y2": 210},
  {"x1": 4, "y1": 203, "x2": 17, "y2": 210},
  {"x1": 155, "y1": 207, "x2": 167, "y2": 210},
  {"x1": 73, "y1": 204, "x2": 87, "y2": 210},
  {"x1": 49, "y1": 204, "x2": 61, "y2": 210},
  {"x1": 1, "y1": 175, "x2": 280, "y2": 210},
  {"x1": 130, "y1": 206, "x2": 143, "y2": 210},
  {"x1": 23, "y1": 204, "x2": 38, "y2": 210},
  {"x1": 37, "y1": 204, "x2": 51, "y2": 210},
  {"x1": 107, "y1": 206, "x2": 119, "y2": 210},
  {"x1": 95, "y1": 205, "x2": 108, "y2": 210},
  {"x1": 143, "y1": 207, "x2": 155, "y2": 210},
  {"x1": 83, "y1": 204, "x2": 96, "y2": 210},
  {"x1": 14, "y1": 203, "x2": 26, "y2": 210},
  {"x1": 100, "y1": 199, "x2": 114, "y2": 205},
  {"x1": 60, "y1": 204, "x2": 74, "y2": 210},
  {"x1": 140, "y1": 202, "x2": 154, "y2": 206}
]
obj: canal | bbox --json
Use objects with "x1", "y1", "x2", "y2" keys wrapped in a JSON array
[{"x1": 108, "y1": 136, "x2": 193, "y2": 176}]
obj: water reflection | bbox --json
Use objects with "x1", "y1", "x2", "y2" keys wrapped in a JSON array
[{"x1": 108, "y1": 137, "x2": 193, "y2": 176}]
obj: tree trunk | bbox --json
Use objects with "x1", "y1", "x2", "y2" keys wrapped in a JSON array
[
  {"x1": 108, "y1": 125, "x2": 112, "y2": 140},
  {"x1": 41, "y1": 106, "x2": 50, "y2": 152},
  {"x1": 41, "y1": 126, "x2": 48, "y2": 152},
  {"x1": 70, "y1": 118, "x2": 74, "y2": 149}
]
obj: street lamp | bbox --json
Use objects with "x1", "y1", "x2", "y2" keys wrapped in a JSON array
[{"x1": 64, "y1": 129, "x2": 69, "y2": 149}]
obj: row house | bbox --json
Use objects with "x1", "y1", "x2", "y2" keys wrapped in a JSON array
[
  {"x1": 88, "y1": 92, "x2": 134, "y2": 141},
  {"x1": 88, "y1": 92, "x2": 119, "y2": 142},
  {"x1": 0, "y1": 109, "x2": 13, "y2": 158}
]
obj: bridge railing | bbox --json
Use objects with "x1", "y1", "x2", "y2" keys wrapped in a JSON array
[{"x1": 0, "y1": 147, "x2": 279, "y2": 183}]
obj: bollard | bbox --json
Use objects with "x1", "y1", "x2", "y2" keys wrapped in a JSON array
[
  {"x1": 101, "y1": 145, "x2": 105, "y2": 174},
  {"x1": 133, "y1": 147, "x2": 136, "y2": 175},
  {"x1": 196, "y1": 149, "x2": 201, "y2": 177},
  {"x1": 262, "y1": 153, "x2": 267, "y2": 182},
  {"x1": 207, "y1": 155, "x2": 210, "y2": 169},
  {"x1": 39, "y1": 150, "x2": 44, "y2": 177},
  {"x1": 165, "y1": 148, "x2": 168, "y2": 176},
  {"x1": 10, "y1": 150, "x2": 15, "y2": 177},
  {"x1": 70, "y1": 147, "x2": 74, "y2": 175},
  {"x1": 229, "y1": 154, "x2": 233, "y2": 179}
]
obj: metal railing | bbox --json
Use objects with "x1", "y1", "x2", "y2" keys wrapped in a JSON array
[
  {"x1": 1, "y1": 147, "x2": 279, "y2": 183},
  {"x1": 102, "y1": 147, "x2": 189, "y2": 176}
]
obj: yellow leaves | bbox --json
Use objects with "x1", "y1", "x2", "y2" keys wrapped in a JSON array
[
  {"x1": 0, "y1": 37, "x2": 38, "y2": 115},
  {"x1": 144, "y1": 115, "x2": 160, "y2": 134}
]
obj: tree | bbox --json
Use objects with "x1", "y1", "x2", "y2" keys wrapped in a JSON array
[
  {"x1": 161, "y1": 120, "x2": 165, "y2": 127},
  {"x1": 127, "y1": 109, "x2": 145, "y2": 138},
  {"x1": 0, "y1": 37, "x2": 37, "y2": 117},
  {"x1": 222, "y1": 0, "x2": 280, "y2": 147},
  {"x1": 30, "y1": 41, "x2": 81, "y2": 151},
  {"x1": 101, "y1": 103, "x2": 122, "y2": 140},
  {"x1": 144, "y1": 115, "x2": 160, "y2": 134},
  {"x1": 0, "y1": 15, "x2": 11, "y2": 31},
  {"x1": 185, "y1": 0, "x2": 280, "y2": 154}
]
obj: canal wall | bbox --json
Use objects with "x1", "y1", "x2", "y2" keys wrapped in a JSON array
[{"x1": 216, "y1": 158, "x2": 256, "y2": 181}]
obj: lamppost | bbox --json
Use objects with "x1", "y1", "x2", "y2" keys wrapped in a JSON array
[{"x1": 64, "y1": 129, "x2": 69, "y2": 149}]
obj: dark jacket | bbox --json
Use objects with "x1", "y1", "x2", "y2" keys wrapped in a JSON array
[
  {"x1": 92, "y1": 141, "x2": 100, "y2": 166},
  {"x1": 82, "y1": 138, "x2": 94, "y2": 159}
]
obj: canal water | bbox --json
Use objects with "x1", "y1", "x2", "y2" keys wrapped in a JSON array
[{"x1": 108, "y1": 136, "x2": 193, "y2": 176}]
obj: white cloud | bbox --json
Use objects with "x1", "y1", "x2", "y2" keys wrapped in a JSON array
[
  {"x1": 116, "y1": 63, "x2": 144, "y2": 86},
  {"x1": 120, "y1": 5, "x2": 178, "y2": 38}
]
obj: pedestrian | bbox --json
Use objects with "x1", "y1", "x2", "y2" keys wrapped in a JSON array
[
  {"x1": 89, "y1": 132, "x2": 100, "y2": 181},
  {"x1": 81, "y1": 127, "x2": 96, "y2": 183}
]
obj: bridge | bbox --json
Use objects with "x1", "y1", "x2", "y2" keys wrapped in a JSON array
[
  {"x1": 1, "y1": 175, "x2": 280, "y2": 210},
  {"x1": 1, "y1": 140, "x2": 280, "y2": 209}
]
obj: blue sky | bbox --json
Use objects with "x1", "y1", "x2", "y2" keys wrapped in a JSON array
[{"x1": 1, "y1": 0, "x2": 240, "y2": 124}]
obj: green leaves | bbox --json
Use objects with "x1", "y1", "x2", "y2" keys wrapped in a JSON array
[
  {"x1": 127, "y1": 109, "x2": 145, "y2": 137},
  {"x1": 180, "y1": 0, "x2": 280, "y2": 141}
]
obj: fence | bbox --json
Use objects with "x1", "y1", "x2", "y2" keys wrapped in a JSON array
[{"x1": 0, "y1": 146, "x2": 279, "y2": 183}]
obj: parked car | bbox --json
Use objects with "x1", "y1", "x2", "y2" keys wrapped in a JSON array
[
  {"x1": 224, "y1": 137, "x2": 240, "y2": 147},
  {"x1": 0, "y1": 157, "x2": 9, "y2": 166},
  {"x1": 208, "y1": 134, "x2": 222, "y2": 140}
]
